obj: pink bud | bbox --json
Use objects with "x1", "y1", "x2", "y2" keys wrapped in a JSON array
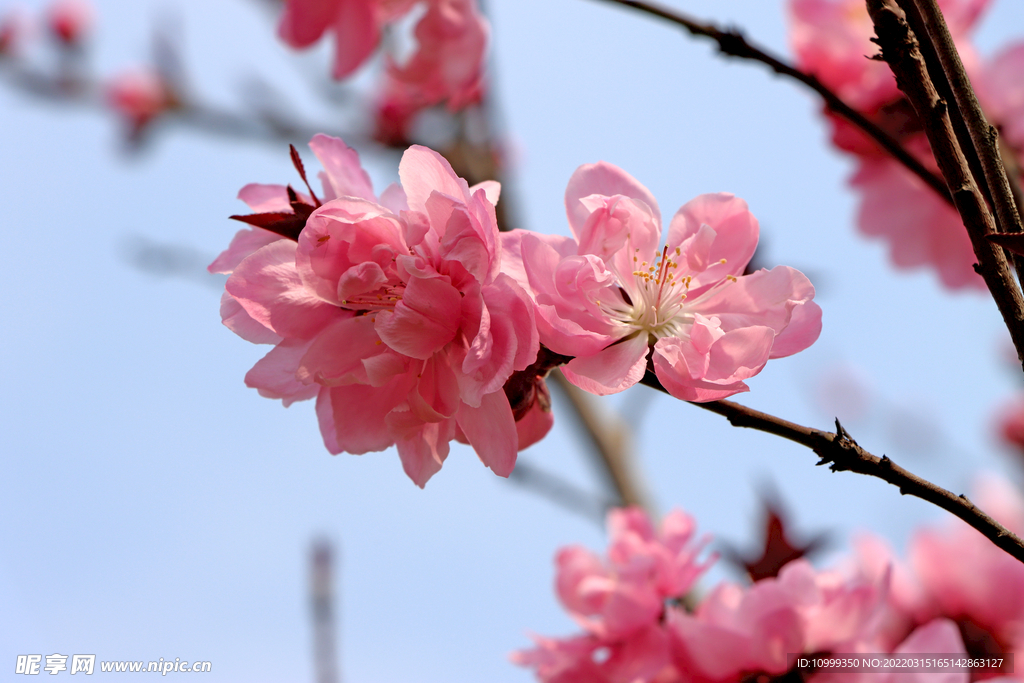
[
  {"x1": 105, "y1": 68, "x2": 172, "y2": 131},
  {"x1": 46, "y1": 0, "x2": 91, "y2": 45},
  {"x1": 0, "y1": 9, "x2": 29, "y2": 56}
]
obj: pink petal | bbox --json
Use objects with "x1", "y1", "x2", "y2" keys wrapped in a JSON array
[
  {"x1": 328, "y1": 0, "x2": 379, "y2": 79},
  {"x1": 219, "y1": 292, "x2": 282, "y2": 345},
  {"x1": 689, "y1": 266, "x2": 821, "y2": 358},
  {"x1": 388, "y1": 411, "x2": 455, "y2": 487},
  {"x1": 407, "y1": 354, "x2": 461, "y2": 423},
  {"x1": 455, "y1": 389, "x2": 518, "y2": 477},
  {"x1": 706, "y1": 326, "x2": 775, "y2": 382},
  {"x1": 575, "y1": 195, "x2": 660, "y2": 269},
  {"x1": 296, "y1": 314, "x2": 380, "y2": 387},
  {"x1": 278, "y1": 0, "x2": 337, "y2": 48},
  {"x1": 237, "y1": 183, "x2": 292, "y2": 213},
  {"x1": 458, "y1": 274, "x2": 538, "y2": 402},
  {"x1": 322, "y1": 373, "x2": 417, "y2": 454},
  {"x1": 375, "y1": 274, "x2": 463, "y2": 359},
  {"x1": 562, "y1": 334, "x2": 649, "y2": 396},
  {"x1": 245, "y1": 338, "x2": 319, "y2": 406},
  {"x1": 315, "y1": 387, "x2": 340, "y2": 454},
  {"x1": 309, "y1": 133, "x2": 376, "y2": 202},
  {"x1": 470, "y1": 180, "x2": 501, "y2": 206},
  {"x1": 208, "y1": 227, "x2": 283, "y2": 275},
  {"x1": 226, "y1": 240, "x2": 341, "y2": 339},
  {"x1": 564, "y1": 161, "x2": 661, "y2": 241},
  {"x1": 652, "y1": 325, "x2": 775, "y2": 403},
  {"x1": 434, "y1": 196, "x2": 496, "y2": 283},
  {"x1": 666, "y1": 193, "x2": 759, "y2": 289},
  {"x1": 398, "y1": 145, "x2": 471, "y2": 214}
]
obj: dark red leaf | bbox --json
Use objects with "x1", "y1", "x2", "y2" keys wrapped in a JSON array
[
  {"x1": 290, "y1": 144, "x2": 321, "y2": 207},
  {"x1": 229, "y1": 211, "x2": 307, "y2": 241},
  {"x1": 721, "y1": 495, "x2": 828, "y2": 582}
]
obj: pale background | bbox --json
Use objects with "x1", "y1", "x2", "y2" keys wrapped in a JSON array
[{"x1": 2, "y1": 0, "x2": 1024, "y2": 681}]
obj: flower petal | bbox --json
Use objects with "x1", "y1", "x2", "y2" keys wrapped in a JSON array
[
  {"x1": 226, "y1": 240, "x2": 341, "y2": 339},
  {"x1": 376, "y1": 274, "x2": 463, "y2": 359},
  {"x1": 455, "y1": 389, "x2": 518, "y2": 477},
  {"x1": 666, "y1": 193, "x2": 758, "y2": 289},
  {"x1": 564, "y1": 161, "x2": 661, "y2": 241},
  {"x1": 562, "y1": 334, "x2": 649, "y2": 396}
]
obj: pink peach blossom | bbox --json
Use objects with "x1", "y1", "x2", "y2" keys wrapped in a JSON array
[
  {"x1": 385, "y1": 0, "x2": 486, "y2": 111},
  {"x1": 851, "y1": 145, "x2": 985, "y2": 291},
  {"x1": 212, "y1": 135, "x2": 541, "y2": 486},
  {"x1": 514, "y1": 507, "x2": 711, "y2": 683},
  {"x1": 506, "y1": 162, "x2": 821, "y2": 402},
  {"x1": 907, "y1": 477, "x2": 1024, "y2": 663},
  {"x1": 670, "y1": 559, "x2": 888, "y2": 680},
  {"x1": 278, "y1": 0, "x2": 487, "y2": 112}
]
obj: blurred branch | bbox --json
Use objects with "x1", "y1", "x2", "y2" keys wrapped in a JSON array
[
  {"x1": 508, "y1": 460, "x2": 612, "y2": 524},
  {"x1": 635, "y1": 371, "x2": 1024, "y2": 566},
  {"x1": 551, "y1": 371, "x2": 655, "y2": 515},
  {"x1": 586, "y1": 0, "x2": 952, "y2": 205},
  {"x1": 0, "y1": 60, "x2": 362, "y2": 148},
  {"x1": 866, "y1": 0, "x2": 1024, "y2": 369}
]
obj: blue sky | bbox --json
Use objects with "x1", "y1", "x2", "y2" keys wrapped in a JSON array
[{"x1": 3, "y1": 0, "x2": 1024, "y2": 681}]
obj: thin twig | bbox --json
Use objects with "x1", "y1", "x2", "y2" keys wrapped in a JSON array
[
  {"x1": 866, "y1": 0, "x2": 1024, "y2": 368},
  {"x1": 550, "y1": 371, "x2": 656, "y2": 515},
  {"x1": 586, "y1": 0, "x2": 951, "y2": 205},
  {"x1": 507, "y1": 460, "x2": 612, "y2": 524},
  {"x1": 0, "y1": 62, "x2": 358, "y2": 148},
  {"x1": 635, "y1": 372, "x2": 1024, "y2": 565}
]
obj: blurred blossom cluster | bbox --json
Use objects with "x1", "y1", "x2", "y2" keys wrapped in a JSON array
[
  {"x1": 516, "y1": 483, "x2": 1024, "y2": 683},
  {"x1": 789, "y1": 0, "x2": 1024, "y2": 290}
]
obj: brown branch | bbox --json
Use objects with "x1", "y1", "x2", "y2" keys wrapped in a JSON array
[
  {"x1": 635, "y1": 372, "x2": 1024, "y2": 565},
  {"x1": 507, "y1": 460, "x2": 612, "y2": 524},
  {"x1": 586, "y1": 0, "x2": 952, "y2": 205},
  {"x1": 0, "y1": 61, "x2": 360, "y2": 149},
  {"x1": 550, "y1": 371, "x2": 656, "y2": 514},
  {"x1": 866, "y1": 0, "x2": 1024, "y2": 368},
  {"x1": 894, "y1": 0, "x2": 1024, "y2": 285}
]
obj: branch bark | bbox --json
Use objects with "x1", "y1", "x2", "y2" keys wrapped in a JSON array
[
  {"x1": 866, "y1": 0, "x2": 1024, "y2": 367},
  {"x1": 586, "y1": 0, "x2": 951, "y2": 205},
  {"x1": 635, "y1": 372, "x2": 1024, "y2": 565}
]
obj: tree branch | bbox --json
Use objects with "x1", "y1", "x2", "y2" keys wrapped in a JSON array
[
  {"x1": 585, "y1": 0, "x2": 952, "y2": 205},
  {"x1": 894, "y1": 0, "x2": 1024, "y2": 285},
  {"x1": 635, "y1": 372, "x2": 1024, "y2": 565},
  {"x1": 866, "y1": 0, "x2": 1024, "y2": 368},
  {"x1": 550, "y1": 371, "x2": 656, "y2": 515}
]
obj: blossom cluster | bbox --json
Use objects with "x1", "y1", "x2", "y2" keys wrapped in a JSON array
[
  {"x1": 277, "y1": 0, "x2": 488, "y2": 143},
  {"x1": 515, "y1": 482, "x2": 1024, "y2": 683},
  {"x1": 211, "y1": 135, "x2": 822, "y2": 485},
  {"x1": 789, "y1": 0, "x2": 1024, "y2": 290}
]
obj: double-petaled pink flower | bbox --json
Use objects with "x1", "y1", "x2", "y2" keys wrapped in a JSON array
[
  {"x1": 513, "y1": 507, "x2": 713, "y2": 683},
  {"x1": 504, "y1": 162, "x2": 821, "y2": 402},
  {"x1": 278, "y1": 0, "x2": 486, "y2": 113},
  {"x1": 211, "y1": 135, "x2": 541, "y2": 486}
]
